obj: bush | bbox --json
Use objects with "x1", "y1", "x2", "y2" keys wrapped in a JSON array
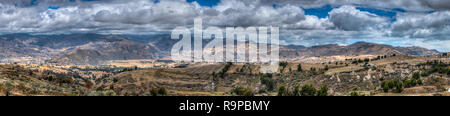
[
  {"x1": 382, "y1": 82, "x2": 389, "y2": 92},
  {"x1": 381, "y1": 79, "x2": 407, "y2": 93},
  {"x1": 413, "y1": 72, "x2": 421, "y2": 80},
  {"x1": 150, "y1": 88, "x2": 159, "y2": 96},
  {"x1": 300, "y1": 84, "x2": 316, "y2": 96},
  {"x1": 292, "y1": 84, "x2": 300, "y2": 96},
  {"x1": 158, "y1": 87, "x2": 167, "y2": 96},
  {"x1": 297, "y1": 64, "x2": 303, "y2": 72},
  {"x1": 310, "y1": 67, "x2": 317, "y2": 74},
  {"x1": 317, "y1": 85, "x2": 329, "y2": 96},
  {"x1": 232, "y1": 86, "x2": 253, "y2": 96},
  {"x1": 394, "y1": 80, "x2": 403, "y2": 93},
  {"x1": 350, "y1": 88, "x2": 364, "y2": 96},
  {"x1": 277, "y1": 86, "x2": 290, "y2": 96},
  {"x1": 261, "y1": 76, "x2": 276, "y2": 91},
  {"x1": 364, "y1": 58, "x2": 370, "y2": 63},
  {"x1": 279, "y1": 62, "x2": 288, "y2": 73},
  {"x1": 218, "y1": 62, "x2": 233, "y2": 78},
  {"x1": 279, "y1": 62, "x2": 288, "y2": 68}
]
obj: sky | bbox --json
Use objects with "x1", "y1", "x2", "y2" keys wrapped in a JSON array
[{"x1": 0, "y1": 0, "x2": 449, "y2": 52}]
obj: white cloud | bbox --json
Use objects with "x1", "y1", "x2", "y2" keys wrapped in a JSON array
[
  {"x1": 262, "y1": 0, "x2": 431, "y2": 11},
  {"x1": 206, "y1": 1, "x2": 308, "y2": 28},
  {"x1": 419, "y1": 0, "x2": 450, "y2": 10},
  {"x1": 0, "y1": 0, "x2": 449, "y2": 52},
  {"x1": 0, "y1": 0, "x2": 337, "y2": 34},
  {"x1": 328, "y1": 5, "x2": 389, "y2": 31},
  {"x1": 391, "y1": 11, "x2": 450, "y2": 38}
]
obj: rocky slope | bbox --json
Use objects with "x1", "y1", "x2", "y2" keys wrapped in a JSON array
[{"x1": 280, "y1": 42, "x2": 440, "y2": 58}]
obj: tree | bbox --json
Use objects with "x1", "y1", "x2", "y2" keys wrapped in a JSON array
[
  {"x1": 300, "y1": 84, "x2": 316, "y2": 96},
  {"x1": 324, "y1": 65, "x2": 329, "y2": 71},
  {"x1": 350, "y1": 88, "x2": 363, "y2": 96},
  {"x1": 317, "y1": 85, "x2": 329, "y2": 96},
  {"x1": 297, "y1": 64, "x2": 303, "y2": 72},
  {"x1": 158, "y1": 87, "x2": 167, "y2": 96},
  {"x1": 364, "y1": 58, "x2": 370, "y2": 63},
  {"x1": 417, "y1": 79, "x2": 423, "y2": 85},
  {"x1": 413, "y1": 72, "x2": 421, "y2": 80},
  {"x1": 232, "y1": 86, "x2": 245, "y2": 96},
  {"x1": 279, "y1": 62, "x2": 288, "y2": 68},
  {"x1": 310, "y1": 67, "x2": 317, "y2": 74},
  {"x1": 277, "y1": 86, "x2": 290, "y2": 96},
  {"x1": 243, "y1": 88, "x2": 254, "y2": 96},
  {"x1": 261, "y1": 76, "x2": 275, "y2": 91},
  {"x1": 394, "y1": 80, "x2": 403, "y2": 93},
  {"x1": 279, "y1": 62, "x2": 288, "y2": 73},
  {"x1": 350, "y1": 92, "x2": 358, "y2": 96},
  {"x1": 232, "y1": 86, "x2": 254, "y2": 96},
  {"x1": 358, "y1": 59, "x2": 363, "y2": 63},
  {"x1": 5, "y1": 90, "x2": 10, "y2": 96},
  {"x1": 151, "y1": 88, "x2": 158, "y2": 96},
  {"x1": 382, "y1": 82, "x2": 389, "y2": 92}
]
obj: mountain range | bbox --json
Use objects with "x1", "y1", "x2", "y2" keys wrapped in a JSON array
[{"x1": 0, "y1": 34, "x2": 440, "y2": 65}]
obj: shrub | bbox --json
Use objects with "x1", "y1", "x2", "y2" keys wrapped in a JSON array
[
  {"x1": 394, "y1": 80, "x2": 403, "y2": 93},
  {"x1": 150, "y1": 88, "x2": 158, "y2": 96},
  {"x1": 158, "y1": 87, "x2": 167, "y2": 96},
  {"x1": 364, "y1": 58, "x2": 370, "y2": 63},
  {"x1": 317, "y1": 85, "x2": 329, "y2": 96},
  {"x1": 382, "y1": 82, "x2": 389, "y2": 92},
  {"x1": 297, "y1": 64, "x2": 303, "y2": 72},
  {"x1": 279, "y1": 62, "x2": 288, "y2": 68},
  {"x1": 413, "y1": 72, "x2": 421, "y2": 80},
  {"x1": 232, "y1": 86, "x2": 253, "y2": 96},
  {"x1": 261, "y1": 76, "x2": 276, "y2": 91},
  {"x1": 292, "y1": 84, "x2": 300, "y2": 96},
  {"x1": 218, "y1": 62, "x2": 233, "y2": 78},
  {"x1": 277, "y1": 86, "x2": 290, "y2": 96},
  {"x1": 300, "y1": 84, "x2": 316, "y2": 96},
  {"x1": 350, "y1": 88, "x2": 364, "y2": 96}
]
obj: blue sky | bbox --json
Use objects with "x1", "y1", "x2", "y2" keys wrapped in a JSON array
[
  {"x1": 187, "y1": 0, "x2": 220, "y2": 7},
  {"x1": 191, "y1": 0, "x2": 401, "y2": 22}
]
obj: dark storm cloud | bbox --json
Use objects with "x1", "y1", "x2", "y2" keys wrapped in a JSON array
[{"x1": 419, "y1": 0, "x2": 450, "y2": 10}]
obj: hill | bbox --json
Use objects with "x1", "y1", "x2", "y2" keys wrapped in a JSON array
[
  {"x1": 48, "y1": 40, "x2": 161, "y2": 65},
  {"x1": 280, "y1": 42, "x2": 439, "y2": 58}
]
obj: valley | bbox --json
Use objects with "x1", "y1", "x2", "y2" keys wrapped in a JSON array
[
  {"x1": 0, "y1": 34, "x2": 449, "y2": 96},
  {"x1": 1, "y1": 53, "x2": 449, "y2": 96}
]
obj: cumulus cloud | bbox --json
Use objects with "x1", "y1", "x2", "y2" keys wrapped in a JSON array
[
  {"x1": 329, "y1": 5, "x2": 389, "y2": 31},
  {"x1": 0, "y1": 0, "x2": 449, "y2": 52},
  {"x1": 262, "y1": 0, "x2": 443, "y2": 11},
  {"x1": 391, "y1": 11, "x2": 450, "y2": 39},
  {"x1": 206, "y1": 1, "x2": 307, "y2": 28},
  {"x1": 419, "y1": 0, "x2": 450, "y2": 10},
  {"x1": 0, "y1": 0, "x2": 334, "y2": 34}
]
